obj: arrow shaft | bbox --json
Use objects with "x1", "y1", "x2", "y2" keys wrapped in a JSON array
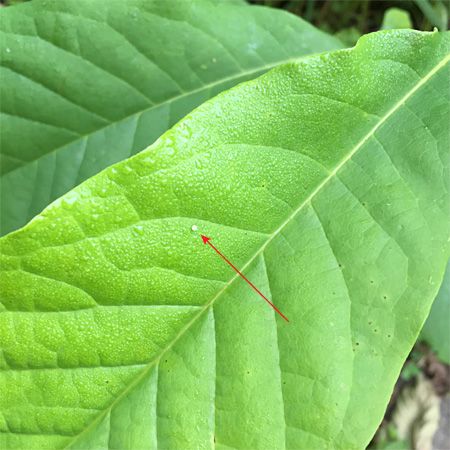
[{"x1": 207, "y1": 241, "x2": 289, "y2": 322}]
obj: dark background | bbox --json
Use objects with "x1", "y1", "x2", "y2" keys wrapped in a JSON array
[{"x1": 250, "y1": 0, "x2": 448, "y2": 36}]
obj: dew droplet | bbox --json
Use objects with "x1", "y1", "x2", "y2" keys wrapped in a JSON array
[{"x1": 132, "y1": 225, "x2": 144, "y2": 236}]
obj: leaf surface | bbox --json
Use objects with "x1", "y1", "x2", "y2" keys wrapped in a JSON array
[
  {"x1": 1, "y1": 30, "x2": 449, "y2": 450},
  {"x1": 0, "y1": 0, "x2": 342, "y2": 235}
]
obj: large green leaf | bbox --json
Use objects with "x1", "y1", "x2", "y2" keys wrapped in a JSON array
[
  {"x1": 1, "y1": 30, "x2": 449, "y2": 450},
  {"x1": 0, "y1": 0, "x2": 342, "y2": 236}
]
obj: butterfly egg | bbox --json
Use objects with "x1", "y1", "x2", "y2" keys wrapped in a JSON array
[{"x1": 191, "y1": 225, "x2": 198, "y2": 232}]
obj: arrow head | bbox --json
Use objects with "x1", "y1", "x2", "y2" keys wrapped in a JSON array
[{"x1": 201, "y1": 235, "x2": 211, "y2": 244}]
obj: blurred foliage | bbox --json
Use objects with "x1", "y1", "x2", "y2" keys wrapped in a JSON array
[
  {"x1": 250, "y1": 0, "x2": 448, "y2": 34},
  {"x1": 401, "y1": 361, "x2": 421, "y2": 382},
  {"x1": 420, "y1": 262, "x2": 450, "y2": 365},
  {"x1": 0, "y1": 0, "x2": 25, "y2": 5},
  {"x1": 381, "y1": 7, "x2": 413, "y2": 29},
  {"x1": 373, "y1": 423, "x2": 409, "y2": 449},
  {"x1": 370, "y1": 344, "x2": 449, "y2": 449},
  {"x1": 334, "y1": 26, "x2": 362, "y2": 46},
  {"x1": 2, "y1": 0, "x2": 448, "y2": 32}
]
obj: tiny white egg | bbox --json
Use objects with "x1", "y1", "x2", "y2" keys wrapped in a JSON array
[{"x1": 191, "y1": 225, "x2": 198, "y2": 232}]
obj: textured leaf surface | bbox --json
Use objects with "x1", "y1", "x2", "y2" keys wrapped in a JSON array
[
  {"x1": 1, "y1": 30, "x2": 449, "y2": 450},
  {"x1": 420, "y1": 261, "x2": 450, "y2": 364},
  {"x1": 0, "y1": 0, "x2": 342, "y2": 236}
]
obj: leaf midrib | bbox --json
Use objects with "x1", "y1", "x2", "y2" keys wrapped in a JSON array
[{"x1": 63, "y1": 53, "x2": 449, "y2": 449}]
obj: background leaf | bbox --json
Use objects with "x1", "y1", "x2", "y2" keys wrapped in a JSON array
[
  {"x1": 420, "y1": 261, "x2": 450, "y2": 364},
  {"x1": 334, "y1": 27, "x2": 362, "y2": 47},
  {"x1": 381, "y1": 7, "x2": 413, "y2": 30},
  {"x1": 413, "y1": 0, "x2": 448, "y2": 31},
  {"x1": 0, "y1": 0, "x2": 342, "y2": 236},
  {"x1": 1, "y1": 30, "x2": 448, "y2": 449}
]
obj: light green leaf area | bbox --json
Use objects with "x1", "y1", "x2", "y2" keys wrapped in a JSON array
[
  {"x1": 0, "y1": 0, "x2": 342, "y2": 236},
  {"x1": 381, "y1": 7, "x2": 413, "y2": 30},
  {"x1": 420, "y1": 260, "x2": 450, "y2": 363},
  {"x1": 1, "y1": 30, "x2": 449, "y2": 450}
]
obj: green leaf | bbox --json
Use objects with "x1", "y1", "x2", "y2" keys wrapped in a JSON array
[
  {"x1": 420, "y1": 260, "x2": 450, "y2": 363},
  {"x1": 334, "y1": 27, "x2": 362, "y2": 47},
  {"x1": 1, "y1": 29, "x2": 449, "y2": 449},
  {"x1": 0, "y1": 0, "x2": 342, "y2": 236},
  {"x1": 400, "y1": 362, "x2": 421, "y2": 381},
  {"x1": 381, "y1": 8, "x2": 413, "y2": 30}
]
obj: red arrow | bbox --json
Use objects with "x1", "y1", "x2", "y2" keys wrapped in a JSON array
[{"x1": 201, "y1": 235, "x2": 289, "y2": 322}]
